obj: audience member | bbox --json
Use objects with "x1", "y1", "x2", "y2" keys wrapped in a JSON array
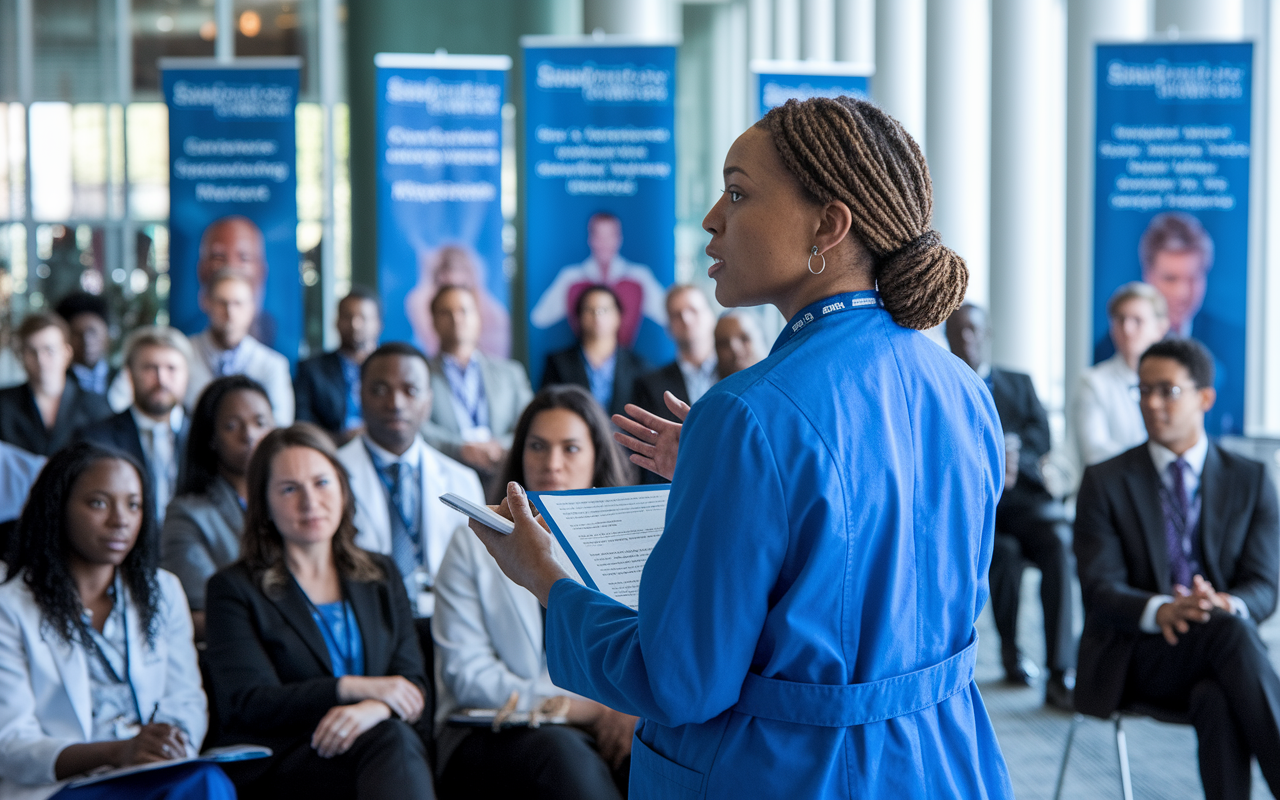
[
  {"x1": 1074, "y1": 338, "x2": 1280, "y2": 799},
  {"x1": 423, "y1": 285, "x2": 533, "y2": 483},
  {"x1": 204, "y1": 424, "x2": 434, "y2": 800},
  {"x1": 335, "y1": 343, "x2": 483, "y2": 681},
  {"x1": 0, "y1": 313, "x2": 112, "y2": 456},
  {"x1": 946, "y1": 303, "x2": 1075, "y2": 709},
  {"x1": 0, "y1": 443, "x2": 220, "y2": 799},
  {"x1": 542, "y1": 285, "x2": 649, "y2": 416},
  {"x1": 78, "y1": 327, "x2": 192, "y2": 523},
  {"x1": 1074, "y1": 282, "x2": 1169, "y2": 467},
  {"x1": 714, "y1": 309, "x2": 767, "y2": 379},
  {"x1": 435, "y1": 384, "x2": 635, "y2": 798},
  {"x1": 633, "y1": 285, "x2": 717, "y2": 423},
  {"x1": 0, "y1": 441, "x2": 44, "y2": 562},
  {"x1": 55, "y1": 291, "x2": 115, "y2": 397},
  {"x1": 162, "y1": 376, "x2": 275, "y2": 641},
  {"x1": 190, "y1": 271, "x2": 293, "y2": 425},
  {"x1": 295, "y1": 288, "x2": 382, "y2": 445}
]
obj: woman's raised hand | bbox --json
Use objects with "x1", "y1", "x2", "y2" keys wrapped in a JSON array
[
  {"x1": 612, "y1": 392, "x2": 690, "y2": 481},
  {"x1": 469, "y1": 483, "x2": 573, "y2": 607},
  {"x1": 337, "y1": 675, "x2": 424, "y2": 723}
]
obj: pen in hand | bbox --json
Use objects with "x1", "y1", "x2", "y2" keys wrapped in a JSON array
[{"x1": 147, "y1": 702, "x2": 160, "y2": 725}]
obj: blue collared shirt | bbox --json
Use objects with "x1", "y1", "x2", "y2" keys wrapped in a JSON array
[
  {"x1": 583, "y1": 349, "x2": 617, "y2": 411},
  {"x1": 340, "y1": 354, "x2": 363, "y2": 431},
  {"x1": 442, "y1": 353, "x2": 490, "y2": 436},
  {"x1": 72, "y1": 360, "x2": 110, "y2": 395}
]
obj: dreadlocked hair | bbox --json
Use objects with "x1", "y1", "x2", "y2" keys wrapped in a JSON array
[
  {"x1": 761, "y1": 96, "x2": 968, "y2": 330},
  {"x1": 5, "y1": 442, "x2": 162, "y2": 647}
]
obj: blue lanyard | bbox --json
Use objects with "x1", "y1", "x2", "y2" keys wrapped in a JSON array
[
  {"x1": 771, "y1": 291, "x2": 884, "y2": 353},
  {"x1": 83, "y1": 575, "x2": 145, "y2": 724},
  {"x1": 362, "y1": 441, "x2": 421, "y2": 545},
  {"x1": 292, "y1": 576, "x2": 360, "y2": 676}
]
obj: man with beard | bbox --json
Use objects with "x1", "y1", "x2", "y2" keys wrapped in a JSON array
[{"x1": 77, "y1": 326, "x2": 192, "y2": 522}]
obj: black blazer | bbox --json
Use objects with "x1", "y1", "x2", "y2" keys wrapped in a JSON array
[
  {"x1": 294, "y1": 351, "x2": 350, "y2": 436},
  {"x1": 76, "y1": 410, "x2": 191, "y2": 482},
  {"x1": 541, "y1": 345, "x2": 650, "y2": 417},
  {"x1": 0, "y1": 381, "x2": 112, "y2": 457},
  {"x1": 988, "y1": 367, "x2": 1052, "y2": 505},
  {"x1": 203, "y1": 555, "x2": 427, "y2": 759},
  {"x1": 1073, "y1": 443, "x2": 1280, "y2": 717},
  {"x1": 632, "y1": 362, "x2": 689, "y2": 423}
]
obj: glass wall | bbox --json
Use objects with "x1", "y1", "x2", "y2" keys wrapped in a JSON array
[{"x1": 0, "y1": 0, "x2": 349, "y2": 380}]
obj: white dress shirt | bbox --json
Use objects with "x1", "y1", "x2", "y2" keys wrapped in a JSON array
[
  {"x1": 131, "y1": 406, "x2": 185, "y2": 522},
  {"x1": 677, "y1": 356, "x2": 718, "y2": 405},
  {"x1": 1138, "y1": 433, "x2": 1248, "y2": 631}
]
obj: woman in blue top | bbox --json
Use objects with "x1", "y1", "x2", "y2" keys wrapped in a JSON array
[
  {"x1": 470, "y1": 97, "x2": 1013, "y2": 798},
  {"x1": 204, "y1": 424, "x2": 435, "y2": 800}
]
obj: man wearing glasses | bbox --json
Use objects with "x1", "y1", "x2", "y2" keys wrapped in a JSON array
[{"x1": 1075, "y1": 337, "x2": 1280, "y2": 799}]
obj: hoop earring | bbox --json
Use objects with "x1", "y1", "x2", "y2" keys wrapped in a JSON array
[{"x1": 808, "y1": 245, "x2": 826, "y2": 275}]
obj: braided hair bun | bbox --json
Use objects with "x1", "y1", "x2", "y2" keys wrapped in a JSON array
[{"x1": 762, "y1": 97, "x2": 967, "y2": 330}]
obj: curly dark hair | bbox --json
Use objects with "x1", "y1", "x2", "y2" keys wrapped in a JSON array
[
  {"x1": 489, "y1": 384, "x2": 632, "y2": 503},
  {"x1": 240, "y1": 423, "x2": 382, "y2": 595},
  {"x1": 178, "y1": 375, "x2": 273, "y2": 496},
  {"x1": 5, "y1": 442, "x2": 161, "y2": 646}
]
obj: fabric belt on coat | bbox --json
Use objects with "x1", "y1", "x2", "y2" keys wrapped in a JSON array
[{"x1": 730, "y1": 636, "x2": 978, "y2": 727}]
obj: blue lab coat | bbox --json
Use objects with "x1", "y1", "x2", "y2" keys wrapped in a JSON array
[{"x1": 545, "y1": 291, "x2": 1013, "y2": 799}]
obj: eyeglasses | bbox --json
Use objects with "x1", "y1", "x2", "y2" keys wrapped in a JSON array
[{"x1": 1131, "y1": 383, "x2": 1185, "y2": 403}]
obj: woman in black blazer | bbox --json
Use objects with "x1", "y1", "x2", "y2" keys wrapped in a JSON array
[{"x1": 204, "y1": 423, "x2": 435, "y2": 800}]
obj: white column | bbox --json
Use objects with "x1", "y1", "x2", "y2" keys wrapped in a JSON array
[
  {"x1": 989, "y1": 0, "x2": 1067, "y2": 409},
  {"x1": 583, "y1": 0, "x2": 672, "y2": 38},
  {"x1": 874, "y1": 0, "x2": 926, "y2": 150},
  {"x1": 319, "y1": 0, "x2": 339, "y2": 349},
  {"x1": 1064, "y1": 0, "x2": 1148, "y2": 421},
  {"x1": 926, "y1": 0, "x2": 990, "y2": 306},
  {"x1": 750, "y1": 0, "x2": 773, "y2": 61},
  {"x1": 1262, "y1": 0, "x2": 1280, "y2": 433},
  {"x1": 215, "y1": 0, "x2": 234, "y2": 62},
  {"x1": 836, "y1": 0, "x2": 875, "y2": 65},
  {"x1": 1154, "y1": 0, "x2": 1244, "y2": 38},
  {"x1": 774, "y1": 0, "x2": 802, "y2": 60},
  {"x1": 802, "y1": 0, "x2": 836, "y2": 61}
]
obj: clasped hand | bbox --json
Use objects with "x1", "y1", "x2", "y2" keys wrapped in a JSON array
[
  {"x1": 1156, "y1": 574, "x2": 1236, "y2": 645},
  {"x1": 310, "y1": 676, "x2": 425, "y2": 759}
]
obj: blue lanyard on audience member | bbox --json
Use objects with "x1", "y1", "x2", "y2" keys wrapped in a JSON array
[
  {"x1": 83, "y1": 578, "x2": 145, "y2": 725},
  {"x1": 362, "y1": 441, "x2": 422, "y2": 547}
]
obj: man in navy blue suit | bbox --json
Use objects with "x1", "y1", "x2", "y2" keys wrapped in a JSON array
[{"x1": 294, "y1": 288, "x2": 383, "y2": 444}]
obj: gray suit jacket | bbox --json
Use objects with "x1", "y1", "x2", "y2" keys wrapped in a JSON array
[
  {"x1": 161, "y1": 476, "x2": 245, "y2": 611},
  {"x1": 422, "y1": 353, "x2": 533, "y2": 462}
]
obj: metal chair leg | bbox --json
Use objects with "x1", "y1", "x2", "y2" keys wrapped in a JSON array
[
  {"x1": 1115, "y1": 716, "x2": 1133, "y2": 800},
  {"x1": 1052, "y1": 713, "x2": 1083, "y2": 800}
]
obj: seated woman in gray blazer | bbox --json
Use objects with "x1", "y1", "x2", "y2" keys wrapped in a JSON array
[
  {"x1": 204, "y1": 424, "x2": 434, "y2": 800},
  {"x1": 434, "y1": 385, "x2": 637, "y2": 799},
  {"x1": 0, "y1": 443, "x2": 221, "y2": 800},
  {"x1": 162, "y1": 376, "x2": 275, "y2": 641}
]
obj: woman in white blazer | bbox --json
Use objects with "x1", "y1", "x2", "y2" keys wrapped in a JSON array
[
  {"x1": 0, "y1": 442, "x2": 222, "y2": 800},
  {"x1": 433, "y1": 385, "x2": 636, "y2": 800}
]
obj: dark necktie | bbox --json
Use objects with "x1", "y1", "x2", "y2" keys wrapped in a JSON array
[
  {"x1": 386, "y1": 462, "x2": 420, "y2": 581},
  {"x1": 1166, "y1": 458, "x2": 1194, "y2": 588}
]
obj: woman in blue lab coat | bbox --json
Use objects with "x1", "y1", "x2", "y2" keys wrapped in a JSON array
[{"x1": 470, "y1": 97, "x2": 1013, "y2": 799}]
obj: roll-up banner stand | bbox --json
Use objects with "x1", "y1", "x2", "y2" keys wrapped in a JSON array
[
  {"x1": 375, "y1": 53, "x2": 513, "y2": 358},
  {"x1": 751, "y1": 59, "x2": 874, "y2": 120},
  {"x1": 1092, "y1": 42, "x2": 1253, "y2": 435},
  {"x1": 161, "y1": 57, "x2": 301, "y2": 362},
  {"x1": 521, "y1": 35, "x2": 678, "y2": 387}
]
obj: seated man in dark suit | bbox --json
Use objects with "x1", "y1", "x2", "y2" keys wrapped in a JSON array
[
  {"x1": 78, "y1": 326, "x2": 192, "y2": 523},
  {"x1": 294, "y1": 287, "x2": 382, "y2": 444},
  {"x1": 946, "y1": 303, "x2": 1075, "y2": 709},
  {"x1": 1075, "y1": 338, "x2": 1280, "y2": 799},
  {"x1": 542, "y1": 285, "x2": 649, "y2": 417},
  {"x1": 633, "y1": 284, "x2": 718, "y2": 423},
  {"x1": 0, "y1": 312, "x2": 112, "y2": 456}
]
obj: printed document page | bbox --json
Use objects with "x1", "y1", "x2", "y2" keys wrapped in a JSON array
[{"x1": 529, "y1": 486, "x2": 669, "y2": 611}]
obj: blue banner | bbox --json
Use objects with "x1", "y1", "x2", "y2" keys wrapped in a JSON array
[
  {"x1": 1093, "y1": 42, "x2": 1253, "y2": 435},
  {"x1": 162, "y1": 58, "x2": 300, "y2": 362},
  {"x1": 375, "y1": 53, "x2": 513, "y2": 358},
  {"x1": 522, "y1": 38, "x2": 677, "y2": 387},
  {"x1": 751, "y1": 59, "x2": 872, "y2": 120}
]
